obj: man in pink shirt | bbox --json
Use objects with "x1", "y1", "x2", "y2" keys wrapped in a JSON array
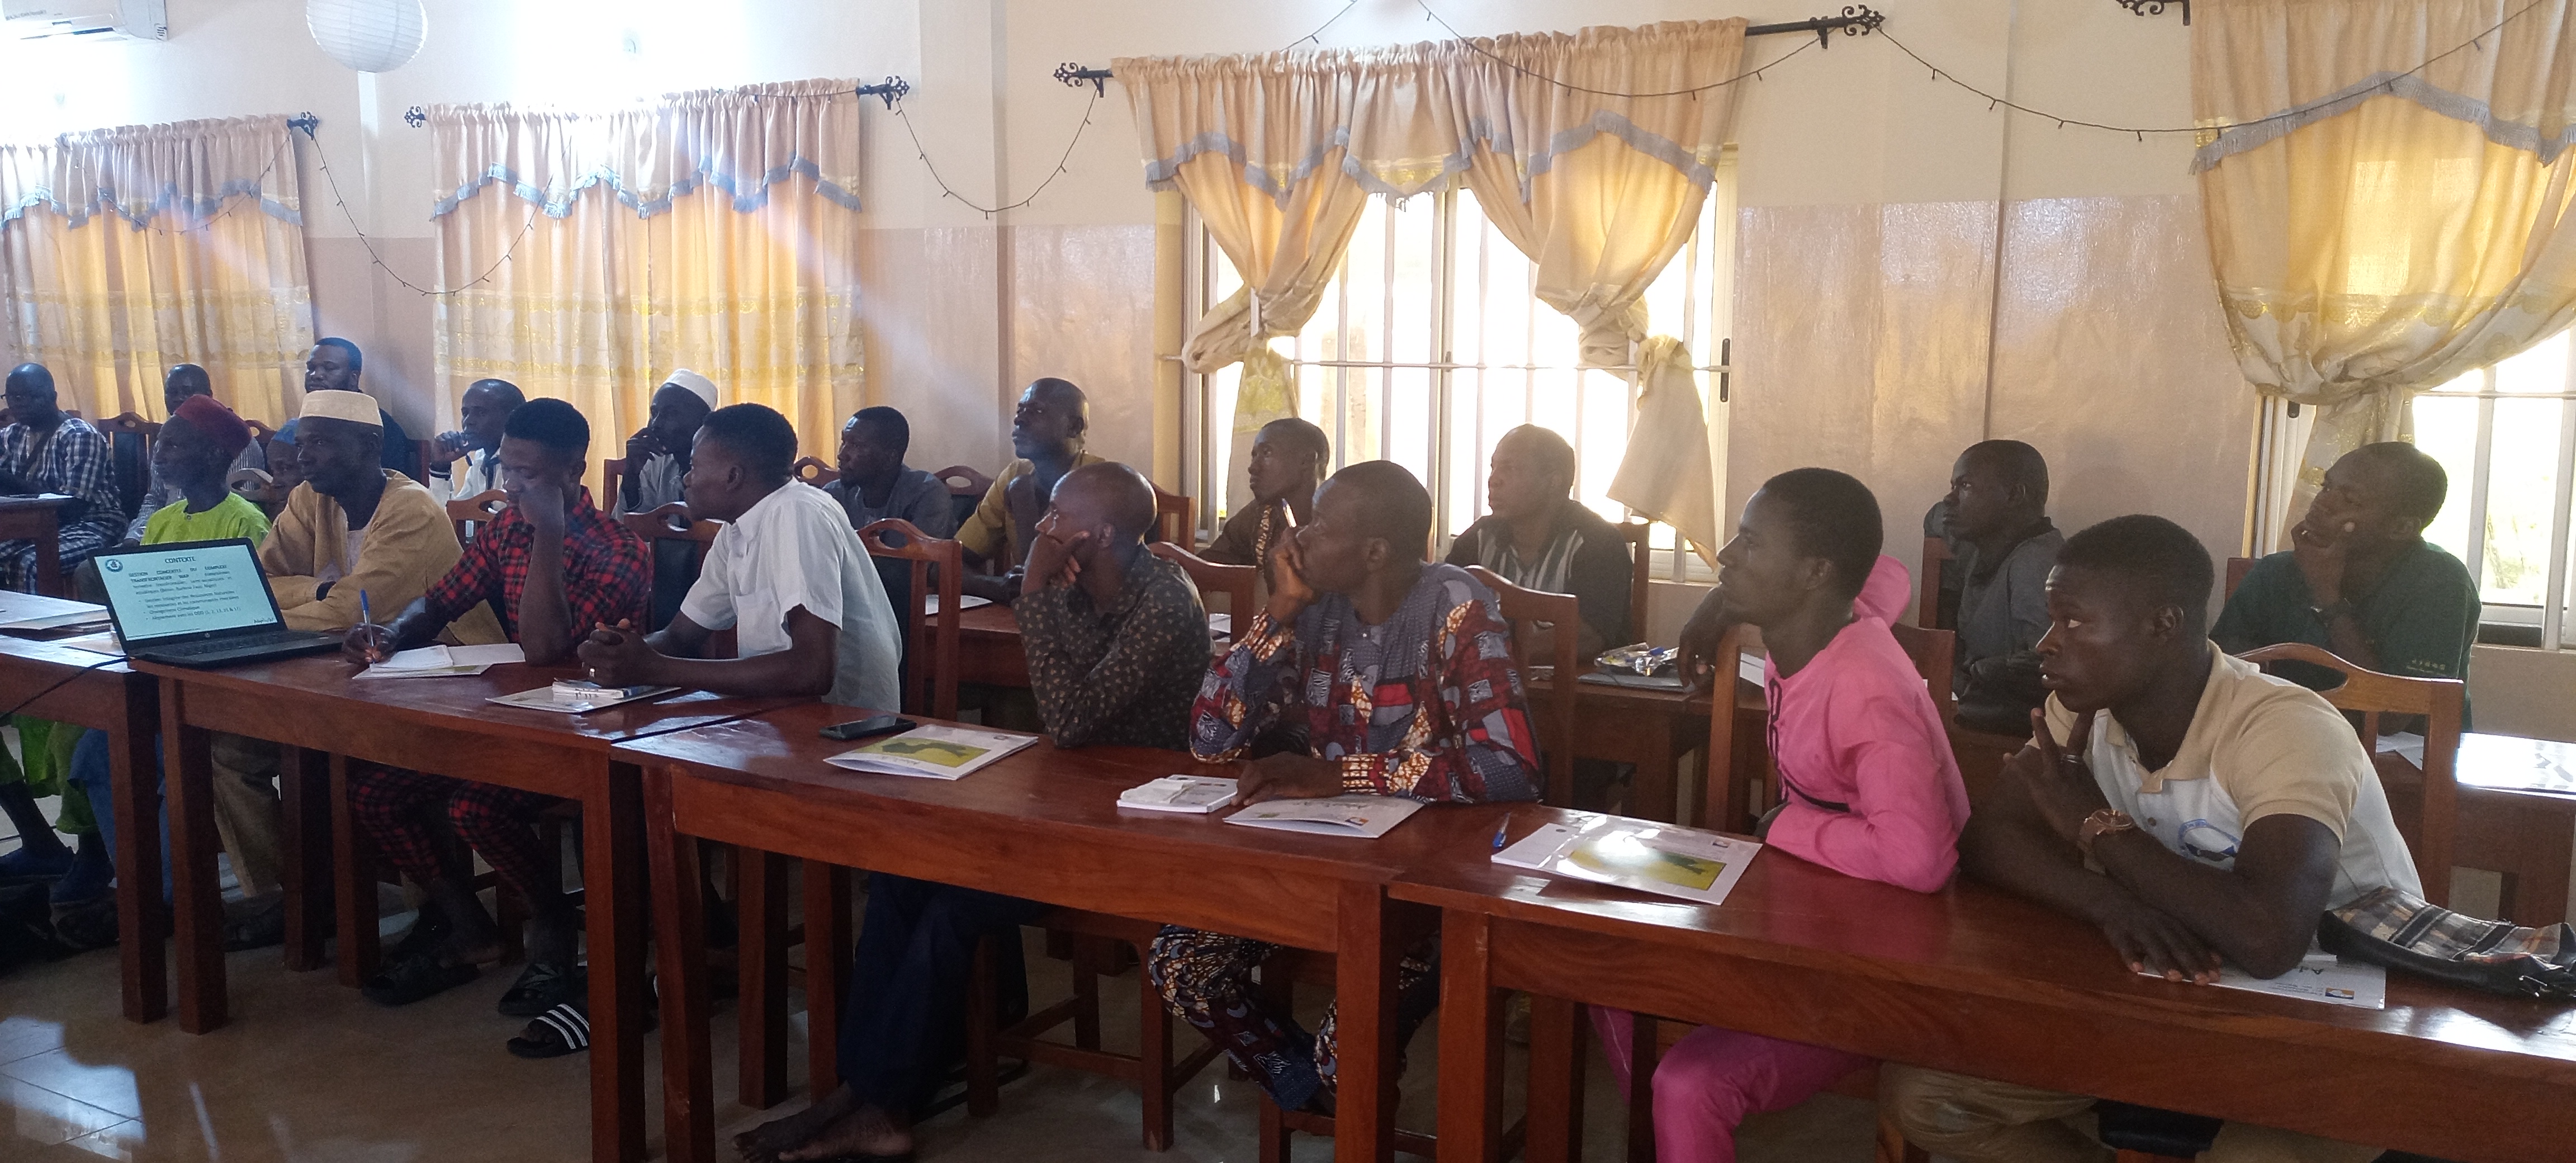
[{"x1": 1599, "y1": 467, "x2": 1970, "y2": 1161}]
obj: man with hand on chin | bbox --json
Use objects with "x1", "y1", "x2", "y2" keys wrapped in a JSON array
[
  {"x1": 1885, "y1": 514, "x2": 2411, "y2": 1163},
  {"x1": 1145, "y1": 460, "x2": 1538, "y2": 1117},
  {"x1": 1015, "y1": 461, "x2": 1210, "y2": 748}
]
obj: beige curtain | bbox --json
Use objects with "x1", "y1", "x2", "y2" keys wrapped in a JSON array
[
  {"x1": 2197, "y1": 0, "x2": 2576, "y2": 532},
  {"x1": 0, "y1": 115, "x2": 313, "y2": 424},
  {"x1": 1117, "y1": 20, "x2": 1745, "y2": 554},
  {"x1": 432, "y1": 79, "x2": 865, "y2": 483}
]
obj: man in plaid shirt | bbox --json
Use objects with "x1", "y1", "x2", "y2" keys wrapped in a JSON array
[
  {"x1": 1149, "y1": 460, "x2": 1538, "y2": 1114},
  {"x1": 0, "y1": 363, "x2": 121, "y2": 590},
  {"x1": 339, "y1": 399, "x2": 651, "y2": 1017}
]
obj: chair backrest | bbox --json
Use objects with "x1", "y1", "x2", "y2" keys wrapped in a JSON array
[
  {"x1": 1464, "y1": 564, "x2": 1583, "y2": 807},
  {"x1": 445, "y1": 489, "x2": 509, "y2": 546},
  {"x1": 2236, "y1": 642, "x2": 2463, "y2": 905},
  {"x1": 1699, "y1": 622, "x2": 1749, "y2": 832},
  {"x1": 602, "y1": 457, "x2": 628, "y2": 509},
  {"x1": 245, "y1": 417, "x2": 278, "y2": 447},
  {"x1": 102, "y1": 412, "x2": 157, "y2": 521},
  {"x1": 2225, "y1": 556, "x2": 2255, "y2": 601},
  {"x1": 615, "y1": 502, "x2": 721, "y2": 571},
  {"x1": 858, "y1": 518, "x2": 963, "y2": 720},
  {"x1": 1887, "y1": 621, "x2": 1958, "y2": 728},
  {"x1": 1919, "y1": 535, "x2": 1956, "y2": 629},
  {"x1": 1147, "y1": 541, "x2": 1257, "y2": 628},
  {"x1": 792, "y1": 456, "x2": 831, "y2": 486},
  {"x1": 1613, "y1": 522, "x2": 1655, "y2": 645},
  {"x1": 1150, "y1": 484, "x2": 1194, "y2": 546},
  {"x1": 410, "y1": 438, "x2": 433, "y2": 483},
  {"x1": 933, "y1": 464, "x2": 992, "y2": 530}
]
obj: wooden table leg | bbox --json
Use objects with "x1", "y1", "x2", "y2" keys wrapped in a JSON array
[
  {"x1": 1332, "y1": 882, "x2": 1398, "y2": 1163},
  {"x1": 803, "y1": 859, "x2": 851, "y2": 1096},
  {"x1": 1524, "y1": 995, "x2": 1584, "y2": 1163},
  {"x1": 158, "y1": 679, "x2": 225, "y2": 1033},
  {"x1": 108, "y1": 678, "x2": 164, "y2": 1023},
  {"x1": 648, "y1": 765, "x2": 716, "y2": 1163},
  {"x1": 1433, "y1": 910, "x2": 1500, "y2": 1163},
  {"x1": 278, "y1": 746, "x2": 331, "y2": 972},
  {"x1": 32, "y1": 515, "x2": 59, "y2": 598},
  {"x1": 330, "y1": 754, "x2": 378, "y2": 987},
  {"x1": 738, "y1": 847, "x2": 789, "y2": 1109},
  {"x1": 588, "y1": 760, "x2": 650, "y2": 1163}
]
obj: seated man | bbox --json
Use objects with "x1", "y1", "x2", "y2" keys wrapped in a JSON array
[
  {"x1": 264, "y1": 390, "x2": 502, "y2": 639},
  {"x1": 303, "y1": 338, "x2": 416, "y2": 474},
  {"x1": 1592, "y1": 467, "x2": 1969, "y2": 1160},
  {"x1": 424, "y1": 377, "x2": 525, "y2": 504},
  {"x1": 1886, "y1": 514, "x2": 2414, "y2": 1163},
  {"x1": 824, "y1": 405, "x2": 959, "y2": 618},
  {"x1": 733, "y1": 462, "x2": 1209, "y2": 1163},
  {"x1": 120, "y1": 363, "x2": 268, "y2": 544},
  {"x1": 1444, "y1": 424, "x2": 1632, "y2": 657},
  {"x1": 1148, "y1": 461, "x2": 1540, "y2": 1114},
  {"x1": 613, "y1": 369, "x2": 717, "y2": 628},
  {"x1": 581, "y1": 403, "x2": 902, "y2": 710},
  {"x1": 243, "y1": 419, "x2": 303, "y2": 519},
  {"x1": 1201, "y1": 416, "x2": 1329, "y2": 588},
  {"x1": 340, "y1": 399, "x2": 650, "y2": 1010},
  {"x1": 955, "y1": 377, "x2": 1105, "y2": 600},
  {"x1": 55, "y1": 395, "x2": 276, "y2": 945},
  {"x1": 2214, "y1": 441, "x2": 2476, "y2": 727},
  {"x1": 1939, "y1": 439, "x2": 2063, "y2": 732}
]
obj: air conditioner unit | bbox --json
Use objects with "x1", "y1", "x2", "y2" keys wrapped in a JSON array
[{"x1": 3, "y1": 0, "x2": 166, "y2": 41}]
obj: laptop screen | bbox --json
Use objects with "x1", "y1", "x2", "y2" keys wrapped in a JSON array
[{"x1": 96, "y1": 541, "x2": 282, "y2": 643}]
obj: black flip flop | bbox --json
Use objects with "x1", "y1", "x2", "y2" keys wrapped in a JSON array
[
  {"x1": 361, "y1": 950, "x2": 479, "y2": 1006},
  {"x1": 505, "y1": 973, "x2": 655, "y2": 1058},
  {"x1": 499, "y1": 961, "x2": 583, "y2": 1018}
]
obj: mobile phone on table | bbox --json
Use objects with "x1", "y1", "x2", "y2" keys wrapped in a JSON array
[{"x1": 819, "y1": 715, "x2": 915, "y2": 741}]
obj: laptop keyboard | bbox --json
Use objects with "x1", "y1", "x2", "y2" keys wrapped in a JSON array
[{"x1": 150, "y1": 630, "x2": 324, "y2": 658}]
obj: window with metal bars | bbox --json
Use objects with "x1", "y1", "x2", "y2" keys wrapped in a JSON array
[
  {"x1": 2411, "y1": 330, "x2": 2576, "y2": 648},
  {"x1": 1179, "y1": 164, "x2": 1735, "y2": 584}
]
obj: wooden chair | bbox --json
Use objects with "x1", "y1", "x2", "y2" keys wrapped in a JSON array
[
  {"x1": 792, "y1": 456, "x2": 831, "y2": 486},
  {"x1": 101, "y1": 412, "x2": 158, "y2": 522},
  {"x1": 444, "y1": 489, "x2": 509, "y2": 546},
  {"x1": 1150, "y1": 483, "x2": 1194, "y2": 546},
  {"x1": 1614, "y1": 521, "x2": 1655, "y2": 645},
  {"x1": 2238, "y1": 642, "x2": 2462, "y2": 905},
  {"x1": 1464, "y1": 565, "x2": 1583, "y2": 808},
  {"x1": 614, "y1": 502, "x2": 719, "y2": 572},
  {"x1": 1887, "y1": 621, "x2": 1958, "y2": 729},
  {"x1": 1919, "y1": 535, "x2": 1955, "y2": 630},
  {"x1": 409, "y1": 438, "x2": 433, "y2": 483},
  {"x1": 855, "y1": 518, "x2": 962, "y2": 721},
  {"x1": 601, "y1": 457, "x2": 627, "y2": 510},
  {"x1": 1147, "y1": 541, "x2": 1256, "y2": 623},
  {"x1": 2225, "y1": 556, "x2": 2255, "y2": 601},
  {"x1": 933, "y1": 464, "x2": 993, "y2": 531}
]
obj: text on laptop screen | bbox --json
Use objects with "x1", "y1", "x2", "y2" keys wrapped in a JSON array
[{"x1": 97, "y1": 543, "x2": 277, "y2": 640}]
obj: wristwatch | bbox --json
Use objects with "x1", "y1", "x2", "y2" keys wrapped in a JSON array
[{"x1": 2077, "y1": 808, "x2": 2138, "y2": 858}]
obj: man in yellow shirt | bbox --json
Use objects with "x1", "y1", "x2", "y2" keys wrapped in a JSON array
[{"x1": 955, "y1": 377, "x2": 1105, "y2": 601}]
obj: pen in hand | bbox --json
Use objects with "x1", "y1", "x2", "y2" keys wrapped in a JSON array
[
  {"x1": 1491, "y1": 814, "x2": 1512, "y2": 851},
  {"x1": 357, "y1": 590, "x2": 380, "y2": 663}
]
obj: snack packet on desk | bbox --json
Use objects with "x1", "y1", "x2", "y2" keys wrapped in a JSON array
[{"x1": 1597, "y1": 642, "x2": 1678, "y2": 677}]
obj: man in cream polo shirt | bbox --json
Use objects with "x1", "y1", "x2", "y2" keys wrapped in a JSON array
[{"x1": 1886, "y1": 514, "x2": 2409, "y2": 1163}]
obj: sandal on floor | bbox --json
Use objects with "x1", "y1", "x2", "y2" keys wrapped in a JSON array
[
  {"x1": 504, "y1": 974, "x2": 654, "y2": 1058},
  {"x1": 361, "y1": 950, "x2": 480, "y2": 1007},
  {"x1": 48, "y1": 895, "x2": 116, "y2": 952},
  {"x1": 499, "y1": 960, "x2": 583, "y2": 1018},
  {"x1": 220, "y1": 894, "x2": 286, "y2": 952},
  {"x1": 386, "y1": 908, "x2": 451, "y2": 963}
]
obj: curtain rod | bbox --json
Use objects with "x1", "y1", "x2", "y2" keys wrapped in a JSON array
[
  {"x1": 396, "y1": 77, "x2": 912, "y2": 129},
  {"x1": 1054, "y1": 5, "x2": 1886, "y2": 94}
]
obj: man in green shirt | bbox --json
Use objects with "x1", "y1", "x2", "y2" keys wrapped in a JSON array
[{"x1": 2213, "y1": 442, "x2": 2478, "y2": 725}]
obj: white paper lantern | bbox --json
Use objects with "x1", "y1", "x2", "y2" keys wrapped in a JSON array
[{"x1": 306, "y1": 0, "x2": 427, "y2": 73}]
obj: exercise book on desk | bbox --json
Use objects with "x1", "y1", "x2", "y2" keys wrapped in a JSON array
[
  {"x1": 1495, "y1": 815, "x2": 1761, "y2": 907},
  {"x1": 2144, "y1": 945, "x2": 2387, "y2": 1010},
  {"x1": 1225, "y1": 795, "x2": 1423, "y2": 838},
  {"x1": 489, "y1": 680, "x2": 679, "y2": 713},
  {"x1": 825, "y1": 723, "x2": 1038, "y2": 780},
  {"x1": 356, "y1": 643, "x2": 526, "y2": 679},
  {"x1": 1119, "y1": 774, "x2": 1238, "y2": 814}
]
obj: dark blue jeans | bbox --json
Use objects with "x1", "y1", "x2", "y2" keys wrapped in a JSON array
[
  {"x1": 65, "y1": 727, "x2": 169, "y2": 901},
  {"x1": 838, "y1": 873, "x2": 1046, "y2": 1111}
]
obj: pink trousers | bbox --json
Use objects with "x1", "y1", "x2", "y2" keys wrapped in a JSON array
[{"x1": 1589, "y1": 1006, "x2": 1874, "y2": 1163}]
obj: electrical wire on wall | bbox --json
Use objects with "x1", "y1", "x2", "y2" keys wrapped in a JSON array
[{"x1": 296, "y1": 120, "x2": 538, "y2": 298}]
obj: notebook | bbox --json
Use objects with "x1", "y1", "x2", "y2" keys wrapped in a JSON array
[{"x1": 1224, "y1": 795, "x2": 1423, "y2": 838}]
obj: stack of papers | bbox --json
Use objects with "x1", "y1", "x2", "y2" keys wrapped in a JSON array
[
  {"x1": 1119, "y1": 774, "x2": 1238, "y2": 814},
  {"x1": 826, "y1": 723, "x2": 1038, "y2": 780},
  {"x1": 1225, "y1": 795, "x2": 1424, "y2": 838},
  {"x1": 1495, "y1": 815, "x2": 1761, "y2": 906},
  {"x1": 357, "y1": 644, "x2": 527, "y2": 679}
]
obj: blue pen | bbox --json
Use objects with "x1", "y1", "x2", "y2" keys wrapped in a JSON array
[
  {"x1": 359, "y1": 589, "x2": 371, "y2": 626},
  {"x1": 1491, "y1": 815, "x2": 1512, "y2": 850}
]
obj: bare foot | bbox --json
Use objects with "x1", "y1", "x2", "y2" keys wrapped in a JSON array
[
  {"x1": 734, "y1": 1085, "x2": 856, "y2": 1162},
  {"x1": 777, "y1": 1103, "x2": 912, "y2": 1162}
]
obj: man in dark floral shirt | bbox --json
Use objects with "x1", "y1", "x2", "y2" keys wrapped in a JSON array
[{"x1": 1016, "y1": 461, "x2": 1210, "y2": 748}]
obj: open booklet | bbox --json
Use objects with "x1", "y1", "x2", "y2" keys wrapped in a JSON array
[
  {"x1": 1224, "y1": 795, "x2": 1424, "y2": 838},
  {"x1": 357, "y1": 644, "x2": 527, "y2": 679},
  {"x1": 825, "y1": 722, "x2": 1039, "y2": 780},
  {"x1": 1495, "y1": 815, "x2": 1761, "y2": 907},
  {"x1": 2149, "y1": 944, "x2": 2387, "y2": 1010},
  {"x1": 1118, "y1": 774, "x2": 1238, "y2": 814},
  {"x1": 488, "y1": 679, "x2": 678, "y2": 713}
]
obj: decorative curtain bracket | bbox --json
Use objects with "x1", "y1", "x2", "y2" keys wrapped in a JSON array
[
  {"x1": 404, "y1": 106, "x2": 428, "y2": 129},
  {"x1": 1745, "y1": 4, "x2": 1884, "y2": 46},
  {"x1": 288, "y1": 112, "x2": 319, "y2": 136},
  {"x1": 1055, "y1": 62, "x2": 1112, "y2": 96},
  {"x1": 2113, "y1": 0, "x2": 2188, "y2": 25},
  {"x1": 855, "y1": 76, "x2": 910, "y2": 109}
]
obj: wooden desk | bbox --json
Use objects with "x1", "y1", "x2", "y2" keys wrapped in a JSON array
[
  {"x1": 1398, "y1": 807, "x2": 2576, "y2": 1163},
  {"x1": 2380, "y1": 732, "x2": 2576, "y2": 926},
  {"x1": 1533, "y1": 665, "x2": 1765, "y2": 826},
  {"x1": 955, "y1": 602, "x2": 1029, "y2": 687},
  {"x1": 137, "y1": 655, "x2": 806, "y2": 1163},
  {"x1": 617, "y1": 702, "x2": 1507, "y2": 1163},
  {"x1": 0, "y1": 632, "x2": 160, "y2": 1020},
  {"x1": 0, "y1": 494, "x2": 77, "y2": 596}
]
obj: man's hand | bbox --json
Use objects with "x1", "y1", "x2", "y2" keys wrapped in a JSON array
[
  {"x1": 2088, "y1": 893, "x2": 2223, "y2": 984},
  {"x1": 624, "y1": 427, "x2": 660, "y2": 467},
  {"x1": 2289, "y1": 502, "x2": 2356, "y2": 607},
  {"x1": 2002, "y1": 707, "x2": 2114, "y2": 844},
  {"x1": 1021, "y1": 521, "x2": 1086, "y2": 597},
  {"x1": 517, "y1": 475, "x2": 569, "y2": 540},
  {"x1": 1263, "y1": 536, "x2": 1318, "y2": 623},
  {"x1": 1236, "y1": 753, "x2": 1344, "y2": 805},
  {"x1": 430, "y1": 430, "x2": 472, "y2": 467},
  {"x1": 577, "y1": 621, "x2": 657, "y2": 687},
  {"x1": 342, "y1": 621, "x2": 394, "y2": 664},
  {"x1": 1674, "y1": 587, "x2": 1737, "y2": 693}
]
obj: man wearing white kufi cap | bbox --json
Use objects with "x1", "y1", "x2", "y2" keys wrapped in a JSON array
[{"x1": 615, "y1": 369, "x2": 720, "y2": 627}]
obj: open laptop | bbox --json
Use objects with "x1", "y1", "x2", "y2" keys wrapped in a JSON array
[{"x1": 92, "y1": 539, "x2": 345, "y2": 667}]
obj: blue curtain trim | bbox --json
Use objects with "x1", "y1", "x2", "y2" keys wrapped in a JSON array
[
  {"x1": 1139, "y1": 112, "x2": 1717, "y2": 206},
  {"x1": 429, "y1": 154, "x2": 862, "y2": 220},
  {"x1": 0, "y1": 177, "x2": 301, "y2": 231},
  {"x1": 2194, "y1": 70, "x2": 2576, "y2": 173}
]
